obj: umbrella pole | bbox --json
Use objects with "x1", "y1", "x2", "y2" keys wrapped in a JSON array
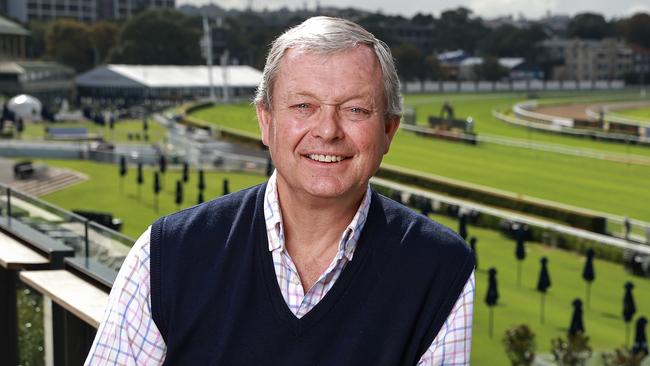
[
  {"x1": 489, "y1": 307, "x2": 494, "y2": 339},
  {"x1": 517, "y1": 262, "x2": 521, "y2": 287},
  {"x1": 586, "y1": 283, "x2": 591, "y2": 309},
  {"x1": 540, "y1": 293, "x2": 545, "y2": 324}
]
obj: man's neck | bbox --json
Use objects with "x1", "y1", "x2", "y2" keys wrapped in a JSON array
[{"x1": 275, "y1": 181, "x2": 366, "y2": 290}]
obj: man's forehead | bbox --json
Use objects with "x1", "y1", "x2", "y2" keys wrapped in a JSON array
[{"x1": 280, "y1": 45, "x2": 378, "y2": 68}]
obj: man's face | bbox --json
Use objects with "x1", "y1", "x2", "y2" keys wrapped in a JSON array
[{"x1": 257, "y1": 45, "x2": 400, "y2": 203}]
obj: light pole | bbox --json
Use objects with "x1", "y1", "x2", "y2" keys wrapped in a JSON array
[{"x1": 202, "y1": 14, "x2": 216, "y2": 102}]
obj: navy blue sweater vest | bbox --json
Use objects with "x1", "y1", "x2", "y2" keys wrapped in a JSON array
[{"x1": 150, "y1": 183, "x2": 474, "y2": 366}]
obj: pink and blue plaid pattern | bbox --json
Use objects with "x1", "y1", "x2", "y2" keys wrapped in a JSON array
[{"x1": 85, "y1": 174, "x2": 474, "y2": 365}]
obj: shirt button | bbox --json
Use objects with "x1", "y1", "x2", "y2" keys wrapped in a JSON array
[{"x1": 292, "y1": 276, "x2": 301, "y2": 285}]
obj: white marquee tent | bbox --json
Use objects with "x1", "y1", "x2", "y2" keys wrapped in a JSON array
[{"x1": 75, "y1": 64, "x2": 263, "y2": 100}]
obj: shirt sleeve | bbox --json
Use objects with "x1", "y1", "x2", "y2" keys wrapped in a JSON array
[
  {"x1": 417, "y1": 271, "x2": 475, "y2": 366},
  {"x1": 84, "y1": 227, "x2": 167, "y2": 366}
]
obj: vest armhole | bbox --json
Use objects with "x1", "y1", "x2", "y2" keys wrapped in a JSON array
[
  {"x1": 417, "y1": 249, "x2": 475, "y2": 361},
  {"x1": 150, "y1": 217, "x2": 169, "y2": 343}
]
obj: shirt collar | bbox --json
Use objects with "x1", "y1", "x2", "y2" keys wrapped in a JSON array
[{"x1": 263, "y1": 171, "x2": 371, "y2": 261}]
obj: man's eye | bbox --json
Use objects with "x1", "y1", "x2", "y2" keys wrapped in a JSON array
[
  {"x1": 295, "y1": 103, "x2": 311, "y2": 110},
  {"x1": 349, "y1": 107, "x2": 370, "y2": 115}
]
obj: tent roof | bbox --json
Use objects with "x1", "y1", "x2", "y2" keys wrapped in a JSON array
[{"x1": 75, "y1": 64, "x2": 263, "y2": 89}]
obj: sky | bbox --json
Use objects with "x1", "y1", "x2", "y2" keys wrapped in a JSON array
[{"x1": 176, "y1": 0, "x2": 650, "y2": 19}]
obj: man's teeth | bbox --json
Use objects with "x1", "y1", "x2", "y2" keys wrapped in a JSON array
[{"x1": 308, "y1": 154, "x2": 344, "y2": 163}]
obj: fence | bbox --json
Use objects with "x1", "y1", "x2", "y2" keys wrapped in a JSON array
[{"x1": 403, "y1": 80, "x2": 626, "y2": 94}]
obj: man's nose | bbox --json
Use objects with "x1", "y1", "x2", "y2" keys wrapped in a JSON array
[{"x1": 311, "y1": 105, "x2": 344, "y2": 141}]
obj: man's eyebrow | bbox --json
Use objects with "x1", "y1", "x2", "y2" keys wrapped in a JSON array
[{"x1": 285, "y1": 91, "x2": 375, "y2": 104}]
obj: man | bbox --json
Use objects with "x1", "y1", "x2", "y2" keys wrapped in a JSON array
[{"x1": 86, "y1": 16, "x2": 475, "y2": 365}]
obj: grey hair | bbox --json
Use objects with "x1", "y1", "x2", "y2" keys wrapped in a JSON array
[{"x1": 254, "y1": 16, "x2": 402, "y2": 119}]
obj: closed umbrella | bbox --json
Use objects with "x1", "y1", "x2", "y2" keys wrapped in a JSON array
[
  {"x1": 175, "y1": 180, "x2": 183, "y2": 211},
  {"x1": 632, "y1": 317, "x2": 648, "y2": 357},
  {"x1": 469, "y1": 237, "x2": 477, "y2": 270},
  {"x1": 485, "y1": 267, "x2": 499, "y2": 338},
  {"x1": 515, "y1": 224, "x2": 526, "y2": 286},
  {"x1": 537, "y1": 257, "x2": 551, "y2": 323},
  {"x1": 582, "y1": 248, "x2": 595, "y2": 308},
  {"x1": 569, "y1": 299, "x2": 585, "y2": 336},
  {"x1": 458, "y1": 212, "x2": 468, "y2": 240},
  {"x1": 223, "y1": 178, "x2": 230, "y2": 196},
  {"x1": 623, "y1": 282, "x2": 637, "y2": 347},
  {"x1": 182, "y1": 161, "x2": 189, "y2": 183}
]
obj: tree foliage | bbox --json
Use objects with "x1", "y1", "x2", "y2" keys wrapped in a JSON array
[
  {"x1": 502, "y1": 324, "x2": 536, "y2": 366},
  {"x1": 475, "y1": 56, "x2": 508, "y2": 81},
  {"x1": 90, "y1": 21, "x2": 119, "y2": 65},
  {"x1": 109, "y1": 9, "x2": 202, "y2": 65},
  {"x1": 567, "y1": 13, "x2": 614, "y2": 40},
  {"x1": 45, "y1": 19, "x2": 94, "y2": 72},
  {"x1": 618, "y1": 12, "x2": 650, "y2": 48},
  {"x1": 432, "y1": 7, "x2": 487, "y2": 54}
]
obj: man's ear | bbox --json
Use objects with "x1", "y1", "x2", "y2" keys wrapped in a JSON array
[
  {"x1": 383, "y1": 115, "x2": 400, "y2": 154},
  {"x1": 256, "y1": 102, "x2": 271, "y2": 147}
]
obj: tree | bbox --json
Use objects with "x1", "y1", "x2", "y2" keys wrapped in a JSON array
[
  {"x1": 432, "y1": 8, "x2": 487, "y2": 53},
  {"x1": 89, "y1": 21, "x2": 119, "y2": 65},
  {"x1": 26, "y1": 21, "x2": 48, "y2": 59},
  {"x1": 109, "y1": 9, "x2": 202, "y2": 65},
  {"x1": 45, "y1": 19, "x2": 94, "y2": 72},
  {"x1": 476, "y1": 56, "x2": 508, "y2": 81},
  {"x1": 567, "y1": 13, "x2": 613, "y2": 40},
  {"x1": 479, "y1": 24, "x2": 547, "y2": 62},
  {"x1": 502, "y1": 324, "x2": 536, "y2": 366},
  {"x1": 391, "y1": 43, "x2": 425, "y2": 81},
  {"x1": 619, "y1": 13, "x2": 650, "y2": 48}
]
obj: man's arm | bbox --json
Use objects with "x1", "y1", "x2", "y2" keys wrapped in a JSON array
[
  {"x1": 85, "y1": 227, "x2": 167, "y2": 365},
  {"x1": 417, "y1": 271, "x2": 475, "y2": 366}
]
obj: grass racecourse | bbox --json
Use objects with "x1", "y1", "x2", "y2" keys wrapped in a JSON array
[{"x1": 616, "y1": 105, "x2": 650, "y2": 120}]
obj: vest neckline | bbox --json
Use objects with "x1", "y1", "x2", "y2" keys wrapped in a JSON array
[{"x1": 255, "y1": 186, "x2": 379, "y2": 335}]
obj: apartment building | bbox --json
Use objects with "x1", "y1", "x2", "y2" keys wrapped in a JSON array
[
  {"x1": 542, "y1": 38, "x2": 633, "y2": 80},
  {"x1": 5, "y1": 0, "x2": 174, "y2": 23}
]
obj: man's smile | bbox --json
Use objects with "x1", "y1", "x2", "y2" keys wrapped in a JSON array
[{"x1": 306, "y1": 154, "x2": 349, "y2": 163}]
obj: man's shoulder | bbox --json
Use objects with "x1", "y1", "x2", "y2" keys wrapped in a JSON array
[
  {"x1": 373, "y1": 192, "x2": 472, "y2": 260},
  {"x1": 155, "y1": 183, "x2": 265, "y2": 234}
]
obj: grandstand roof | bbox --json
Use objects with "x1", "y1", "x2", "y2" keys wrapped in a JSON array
[
  {"x1": 0, "y1": 15, "x2": 29, "y2": 36},
  {"x1": 75, "y1": 64, "x2": 262, "y2": 89}
]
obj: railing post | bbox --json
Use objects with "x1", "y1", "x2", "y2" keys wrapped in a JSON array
[
  {"x1": 84, "y1": 219, "x2": 89, "y2": 260},
  {"x1": 0, "y1": 267, "x2": 19, "y2": 366}
]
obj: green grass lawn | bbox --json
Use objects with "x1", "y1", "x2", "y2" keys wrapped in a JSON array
[
  {"x1": 189, "y1": 95, "x2": 650, "y2": 221},
  {"x1": 21, "y1": 119, "x2": 167, "y2": 144},
  {"x1": 38, "y1": 159, "x2": 266, "y2": 238},
  {"x1": 430, "y1": 213, "x2": 650, "y2": 365},
  {"x1": 615, "y1": 106, "x2": 650, "y2": 120},
  {"x1": 19, "y1": 158, "x2": 649, "y2": 363}
]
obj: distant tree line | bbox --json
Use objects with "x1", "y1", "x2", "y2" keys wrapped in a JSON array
[{"x1": 22, "y1": 7, "x2": 650, "y2": 80}]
